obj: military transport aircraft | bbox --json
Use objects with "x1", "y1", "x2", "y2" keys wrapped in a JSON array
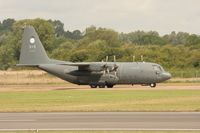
[{"x1": 17, "y1": 26, "x2": 171, "y2": 88}]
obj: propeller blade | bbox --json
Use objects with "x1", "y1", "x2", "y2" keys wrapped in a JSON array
[
  {"x1": 106, "y1": 56, "x2": 109, "y2": 62},
  {"x1": 113, "y1": 55, "x2": 116, "y2": 62}
]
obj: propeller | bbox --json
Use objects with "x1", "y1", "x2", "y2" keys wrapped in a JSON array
[
  {"x1": 111, "y1": 55, "x2": 118, "y2": 76},
  {"x1": 101, "y1": 56, "x2": 108, "y2": 63},
  {"x1": 102, "y1": 56, "x2": 118, "y2": 76},
  {"x1": 102, "y1": 56, "x2": 109, "y2": 74},
  {"x1": 113, "y1": 55, "x2": 116, "y2": 62},
  {"x1": 106, "y1": 56, "x2": 109, "y2": 62}
]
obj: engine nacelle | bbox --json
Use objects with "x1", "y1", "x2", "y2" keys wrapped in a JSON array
[
  {"x1": 88, "y1": 63, "x2": 117, "y2": 72},
  {"x1": 88, "y1": 63, "x2": 105, "y2": 72}
]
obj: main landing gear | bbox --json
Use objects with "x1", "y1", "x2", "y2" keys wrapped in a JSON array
[
  {"x1": 90, "y1": 84, "x2": 114, "y2": 88},
  {"x1": 90, "y1": 83, "x2": 156, "y2": 88},
  {"x1": 90, "y1": 84, "x2": 98, "y2": 88},
  {"x1": 107, "y1": 85, "x2": 114, "y2": 88}
]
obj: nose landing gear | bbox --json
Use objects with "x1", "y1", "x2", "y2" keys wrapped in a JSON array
[{"x1": 150, "y1": 83, "x2": 156, "y2": 88}]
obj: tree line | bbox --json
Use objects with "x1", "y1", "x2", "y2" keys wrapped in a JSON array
[{"x1": 0, "y1": 18, "x2": 199, "y2": 72}]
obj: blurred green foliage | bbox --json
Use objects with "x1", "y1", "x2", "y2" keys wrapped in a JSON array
[{"x1": 0, "y1": 18, "x2": 199, "y2": 76}]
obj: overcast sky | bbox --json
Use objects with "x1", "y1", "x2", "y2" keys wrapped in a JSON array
[{"x1": 0, "y1": 0, "x2": 200, "y2": 35}]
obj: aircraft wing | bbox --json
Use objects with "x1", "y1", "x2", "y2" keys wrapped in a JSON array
[
  {"x1": 59, "y1": 62, "x2": 96, "y2": 71},
  {"x1": 59, "y1": 62, "x2": 107, "y2": 72},
  {"x1": 60, "y1": 62, "x2": 90, "y2": 66},
  {"x1": 59, "y1": 62, "x2": 118, "y2": 72}
]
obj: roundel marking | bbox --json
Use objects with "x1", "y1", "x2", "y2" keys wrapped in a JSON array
[
  {"x1": 30, "y1": 37, "x2": 35, "y2": 44},
  {"x1": 29, "y1": 36, "x2": 36, "y2": 49}
]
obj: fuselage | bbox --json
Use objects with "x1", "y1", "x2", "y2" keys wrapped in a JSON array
[{"x1": 39, "y1": 61, "x2": 171, "y2": 87}]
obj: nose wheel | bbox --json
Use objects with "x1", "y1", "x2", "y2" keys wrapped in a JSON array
[{"x1": 150, "y1": 83, "x2": 156, "y2": 88}]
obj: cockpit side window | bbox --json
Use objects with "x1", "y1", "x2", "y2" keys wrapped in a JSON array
[{"x1": 160, "y1": 66, "x2": 165, "y2": 72}]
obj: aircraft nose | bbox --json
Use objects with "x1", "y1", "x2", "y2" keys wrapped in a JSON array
[{"x1": 162, "y1": 72, "x2": 172, "y2": 81}]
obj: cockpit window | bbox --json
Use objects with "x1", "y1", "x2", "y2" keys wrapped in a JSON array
[
  {"x1": 153, "y1": 65, "x2": 163, "y2": 72},
  {"x1": 160, "y1": 66, "x2": 165, "y2": 71}
]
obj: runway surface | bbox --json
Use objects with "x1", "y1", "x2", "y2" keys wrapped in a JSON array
[{"x1": 0, "y1": 112, "x2": 200, "y2": 131}]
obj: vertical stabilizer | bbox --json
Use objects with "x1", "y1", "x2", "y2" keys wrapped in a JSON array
[{"x1": 18, "y1": 26, "x2": 50, "y2": 66}]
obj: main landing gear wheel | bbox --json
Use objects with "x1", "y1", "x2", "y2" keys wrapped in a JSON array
[
  {"x1": 150, "y1": 83, "x2": 156, "y2": 88},
  {"x1": 107, "y1": 85, "x2": 114, "y2": 88},
  {"x1": 90, "y1": 84, "x2": 97, "y2": 88},
  {"x1": 99, "y1": 84, "x2": 106, "y2": 88}
]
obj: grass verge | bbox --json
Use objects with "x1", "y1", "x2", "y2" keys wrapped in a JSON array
[{"x1": 0, "y1": 89, "x2": 200, "y2": 112}]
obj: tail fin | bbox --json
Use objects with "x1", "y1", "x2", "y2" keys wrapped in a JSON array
[{"x1": 18, "y1": 26, "x2": 50, "y2": 66}]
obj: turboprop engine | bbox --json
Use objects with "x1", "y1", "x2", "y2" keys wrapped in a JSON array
[{"x1": 88, "y1": 63, "x2": 118, "y2": 73}]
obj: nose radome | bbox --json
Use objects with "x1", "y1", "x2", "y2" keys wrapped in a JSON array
[{"x1": 162, "y1": 72, "x2": 172, "y2": 80}]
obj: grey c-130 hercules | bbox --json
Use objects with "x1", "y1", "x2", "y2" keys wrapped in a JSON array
[{"x1": 17, "y1": 26, "x2": 171, "y2": 88}]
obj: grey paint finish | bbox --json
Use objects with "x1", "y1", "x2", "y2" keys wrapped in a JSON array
[
  {"x1": 0, "y1": 112, "x2": 200, "y2": 130},
  {"x1": 18, "y1": 27, "x2": 171, "y2": 88}
]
